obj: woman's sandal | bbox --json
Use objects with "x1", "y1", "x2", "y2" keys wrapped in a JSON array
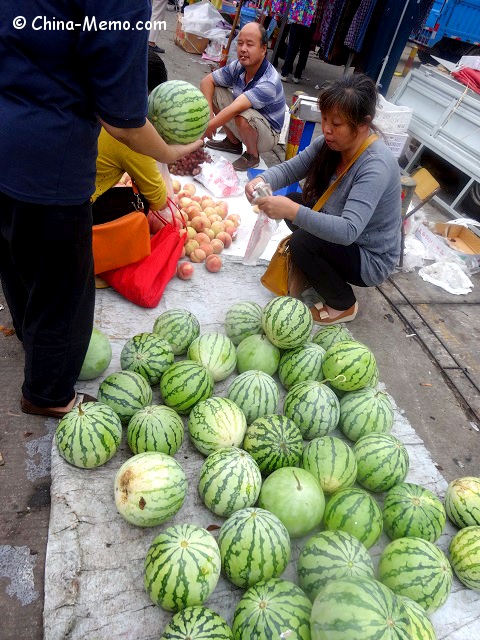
[
  {"x1": 21, "y1": 392, "x2": 97, "y2": 419},
  {"x1": 311, "y1": 302, "x2": 359, "y2": 326}
]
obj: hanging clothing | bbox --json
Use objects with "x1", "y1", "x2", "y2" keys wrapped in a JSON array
[
  {"x1": 271, "y1": 0, "x2": 318, "y2": 27},
  {"x1": 325, "y1": 0, "x2": 362, "y2": 64},
  {"x1": 344, "y1": 0, "x2": 378, "y2": 52}
]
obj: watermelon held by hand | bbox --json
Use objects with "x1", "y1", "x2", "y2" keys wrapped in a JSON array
[
  {"x1": 148, "y1": 80, "x2": 210, "y2": 144},
  {"x1": 78, "y1": 327, "x2": 112, "y2": 381}
]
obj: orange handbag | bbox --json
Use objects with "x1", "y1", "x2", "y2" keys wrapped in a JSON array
[{"x1": 92, "y1": 182, "x2": 151, "y2": 274}]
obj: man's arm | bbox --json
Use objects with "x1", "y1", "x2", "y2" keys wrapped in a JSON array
[
  {"x1": 204, "y1": 94, "x2": 253, "y2": 139},
  {"x1": 200, "y1": 74, "x2": 216, "y2": 118}
]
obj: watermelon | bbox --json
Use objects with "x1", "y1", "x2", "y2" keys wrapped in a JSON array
[
  {"x1": 144, "y1": 524, "x2": 221, "y2": 611},
  {"x1": 218, "y1": 507, "x2": 291, "y2": 588},
  {"x1": 78, "y1": 327, "x2": 112, "y2": 381},
  {"x1": 127, "y1": 404, "x2": 184, "y2": 456},
  {"x1": 297, "y1": 530, "x2": 374, "y2": 602},
  {"x1": 382, "y1": 482, "x2": 446, "y2": 542},
  {"x1": 232, "y1": 578, "x2": 312, "y2": 640},
  {"x1": 114, "y1": 452, "x2": 187, "y2": 527},
  {"x1": 98, "y1": 370, "x2": 153, "y2": 424},
  {"x1": 153, "y1": 309, "x2": 200, "y2": 355},
  {"x1": 323, "y1": 487, "x2": 383, "y2": 549},
  {"x1": 187, "y1": 332, "x2": 237, "y2": 382},
  {"x1": 120, "y1": 333, "x2": 174, "y2": 385},
  {"x1": 310, "y1": 577, "x2": 412, "y2": 640},
  {"x1": 449, "y1": 525, "x2": 480, "y2": 591},
  {"x1": 400, "y1": 597, "x2": 437, "y2": 640},
  {"x1": 258, "y1": 467, "x2": 325, "y2": 538},
  {"x1": 261, "y1": 296, "x2": 313, "y2": 349},
  {"x1": 160, "y1": 606, "x2": 232, "y2": 640},
  {"x1": 236, "y1": 334, "x2": 280, "y2": 376},
  {"x1": 300, "y1": 436, "x2": 357, "y2": 495},
  {"x1": 188, "y1": 397, "x2": 247, "y2": 456},
  {"x1": 354, "y1": 433, "x2": 409, "y2": 493},
  {"x1": 283, "y1": 381, "x2": 340, "y2": 439},
  {"x1": 160, "y1": 360, "x2": 214, "y2": 415},
  {"x1": 55, "y1": 402, "x2": 122, "y2": 468},
  {"x1": 243, "y1": 414, "x2": 303, "y2": 475},
  {"x1": 378, "y1": 537, "x2": 453, "y2": 613},
  {"x1": 198, "y1": 447, "x2": 262, "y2": 517},
  {"x1": 339, "y1": 388, "x2": 394, "y2": 442},
  {"x1": 322, "y1": 340, "x2": 377, "y2": 392},
  {"x1": 312, "y1": 325, "x2": 352, "y2": 351},
  {"x1": 224, "y1": 301, "x2": 263, "y2": 345},
  {"x1": 148, "y1": 80, "x2": 210, "y2": 144},
  {"x1": 227, "y1": 370, "x2": 279, "y2": 424},
  {"x1": 277, "y1": 342, "x2": 326, "y2": 390},
  {"x1": 444, "y1": 476, "x2": 480, "y2": 528}
]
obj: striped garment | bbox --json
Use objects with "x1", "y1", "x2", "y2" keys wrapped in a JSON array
[{"x1": 212, "y1": 58, "x2": 286, "y2": 132}]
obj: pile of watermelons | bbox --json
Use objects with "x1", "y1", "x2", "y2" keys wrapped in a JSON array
[{"x1": 55, "y1": 296, "x2": 480, "y2": 639}]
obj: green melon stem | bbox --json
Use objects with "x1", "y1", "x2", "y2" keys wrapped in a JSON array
[
  {"x1": 78, "y1": 403, "x2": 85, "y2": 416},
  {"x1": 323, "y1": 374, "x2": 347, "y2": 385},
  {"x1": 292, "y1": 470, "x2": 302, "y2": 491}
]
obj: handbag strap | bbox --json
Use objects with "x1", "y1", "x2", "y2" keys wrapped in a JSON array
[
  {"x1": 149, "y1": 196, "x2": 186, "y2": 229},
  {"x1": 312, "y1": 133, "x2": 378, "y2": 212}
]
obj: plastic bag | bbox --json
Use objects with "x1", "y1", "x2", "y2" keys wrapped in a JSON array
[
  {"x1": 419, "y1": 261, "x2": 474, "y2": 295},
  {"x1": 243, "y1": 183, "x2": 279, "y2": 265},
  {"x1": 183, "y1": 2, "x2": 229, "y2": 40},
  {"x1": 194, "y1": 156, "x2": 242, "y2": 197},
  {"x1": 202, "y1": 38, "x2": 227, "y2": 62}
]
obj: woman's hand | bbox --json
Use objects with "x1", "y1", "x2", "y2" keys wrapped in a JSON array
[
  {"x1": 255, "y1": 195, "x2": 300, "y2": 221},
  {"x1": 245, "y1": 176, "x2": 265, "y2": 202}
]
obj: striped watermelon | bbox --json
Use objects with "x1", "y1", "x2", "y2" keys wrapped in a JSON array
[
  {"x1": 232, "y1": 578, "x2": 312, "y2": 640},
  {"x1": 242, "y1": 414, "x2": 303, "y2": 475},
  {"x1": 148, "y1": 80, "x2": 210, "y2": 144},
  {"x1": 55, "y1": 402, "x2": 122, "y2": 468},
  {"x1": 278, "y1": 342, "x2": 326, "y2": 389},
  {"x1": 236, "y1": 334, "x2": 280, "y2": 376},
  {"x1": 144, "y1": 524, "x2": 221, "y2": 611},
  {"x1": 261, "y1": 296, "x2": 313, "y2": 349},
  {"x1": 300, "y1": 436, "x2": 357, "y2": 495},
  {"x1": 339, "y1": 388, "x2": 394, "y2": 442},
  {"x1": 227, "y1": 370, "x2": 279, "y2": 424},
  {"x1": 400, "y1": 597, "x2": 437, "y2": 640},
  {"x1": 312, "y1": 325, "x2": 352, "y2": 351},
  {"x1": 354, "y1": 433, "x2": 409, "y2": 493},
  {"x1": 218, "y1": 507, "x2": 291, "y2": 588},
  {"x1": 310, "y1": 577, "x2": 412, "y2": 640},
  {"x1": 98, "y1": 370, "x2": 152, "y2": 424},
  {"x1": 378, "y1": 537, "x2": 453, "y2": 613},
  {"x1": 283, "y1": 381, "x2": 340, "y2": 439},
  {"x1": 322, "y1": 340, "x2": 377, "y2": 392},
  {"x1": 187, "y1": 332, "x2": 237, "y2": 382},
  {"x1": 127, "y1": 404, "x2": 184, "y2": 456},
  {"x1": 383, "y1": 482, "x2": 446, "y2": 542},
  {"x1": 445, "y1": 476, "x2": 480, "y2": 528},
  {"x1": 258, "y1": 467, "x2": 325, "y2": 538},
  {"x1": 297, "y1": 530, "x2": 374, "y2": 602},
  {"x1": 224, "y1": 301, "x2": 263, "y2": 345},
  {"x1": 153, "y1": 309, "x2": 200, "y2": 355},
  {"x1": 323, "y1": 487, "x2": 383, "y2": 549},
  {"x1": 78, "y1": 327, "x2": 112, "y2": 381},
  {"x1": 114, "y1": 452, "x2": 187, "y2": 527},
  {"x1": 449, "y1": 525, "x2": 480, "y2": 591},
  {"x1": 198, "y1": 447, "x2": 262, "y2": 517},
  {"x1": 120, "y1": 333, "x2": 174, "y2": 385},
  {"x1": 188, "y1": 397, "x2": 247, "y2": 456},
  {"x1": 160, "y1": 606, "x2": 232, "y2": 640},
  {"x1": 160, "y1": 360, "x2": 214, "y2": 415}
]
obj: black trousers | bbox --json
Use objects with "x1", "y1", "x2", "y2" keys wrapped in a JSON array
[
  {"x1": 281, "y1": 23, "x2": 315, "y2": 79},
  {"x1": 0, "y1": 191, "x2": 95, "y2": 407},
  {"x1": 285, "y1": 194, "x2": 366, "y2": 310}
]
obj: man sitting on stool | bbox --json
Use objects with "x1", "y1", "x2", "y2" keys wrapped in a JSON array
[{"x1": 200, "y1": 23, "x2": 286, "y2": 171}]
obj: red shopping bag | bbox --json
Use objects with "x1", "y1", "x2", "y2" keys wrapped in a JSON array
[{"x1": 100, "y1": 199, "x2": 186, "y2": 308}]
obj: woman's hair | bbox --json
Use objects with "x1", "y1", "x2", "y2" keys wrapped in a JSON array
[{"x1": 302, "y1": 73, "x2": 379, "y2": 203}]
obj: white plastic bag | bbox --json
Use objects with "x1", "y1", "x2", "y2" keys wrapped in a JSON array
[
  {"x1": 194, "y1": 156, "x2": 242, "y2": 197},
  {"x1": 419, "y1": 261, "x2": 474, "y2": 295},
  {"x1": 243, "y1": 183, "x2": 279, "y2": 266},
  {"x1": 183, "y1": 2, "x2": 229, "y2": 40}
]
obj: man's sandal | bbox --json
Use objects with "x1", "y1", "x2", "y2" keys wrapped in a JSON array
[
  {"x1": 21, "y1": 392, "x2": 97, "y2": 419},
  {"x1": 311, "y1": 302, "x2": 358, "y2": 326}
]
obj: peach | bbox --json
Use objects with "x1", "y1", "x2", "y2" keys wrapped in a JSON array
[
  {"x1": 224, "y1": 225, "x2": 236, "y2": 238},
  {"x1": 195, "y1": 232, "x2": 211, "y2": 245},
  {"x1": 178, "y1": 197, "x2": 192, "y2": 209},
  {"x1": 186, "y1": 227, "x2": 197, "y2": 240},
  {"x1": 191, "y1": 248, "x2": 207, "y2": 263},
  {"x1": 171, "y1": 179, "x2": 181, "y2": 194},
  {"x1": 216, "y1": 231, "x2": 232, "y2": 248},
  {"x1": 205, "y1": 254, "x2": 222, "y2": 272},
  {"x1": 201, "y1": 199, "x2": 215, "y2": 211},
  {"x1": 208, "y1": 214, "x2": 223, "y2": 224},
  {"x1": 210, "y1": 221, "x2": 225, "y2": 236},
  {"x1": 184, "y1": 239, "x2": 199, "y2": 256},
  {"x1": 177, "y1": 261, "x2": 194, "y2": 280},
  {"x1": 199, "y1": 243, "x2": 214, "y2": 257},
  {"x1": 191, "y1": 216, "x2": 211, "y2": 232},
  {"x1": 186, "y1": 205, "x2": 202, "y2": 221},
  {"x1": 183, "y1": 183, "x2": 196, "y2": 196},
  {"x1": 191, "y1": 195, "x2": 202, "y2": 203},
  {"x1": 201, "y1": 194, "x2": 212, "y2": 202},
  {"x1": 175, "y1": 210, "x2": 188, "y2": 224},
  {"x1": 203, "y1": 206, "x2": 216, "y2": 217},
  {"x1": 204, "y1": 228, "x2": 215, "y2": 240},
  {"x1": 223, "y1": 219, "x2": 235, "y2": 230},
  {"x1": 226, "y1": 213, "x2": 241, "y2": 228},
  {"x1": 215, "y1": 201, "x2": 229, "y2": 217},
  {"x1": 179, "y1": 245, "x2": 186, "y2": 259},
  {"x1": 177, "y1": 189, "x2": 192, "y2": 200},
  {"x1": 210, "y1": 238, "x2": 224, "y2": 254}
]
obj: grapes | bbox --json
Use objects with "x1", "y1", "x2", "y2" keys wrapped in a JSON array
[{"x1": 168, "y1": 148, "x2": 213, "y2": 176}]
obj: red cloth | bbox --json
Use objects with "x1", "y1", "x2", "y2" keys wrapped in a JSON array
[{"x1": 452, "y1": 67, "x2": 480, "y2": 95}]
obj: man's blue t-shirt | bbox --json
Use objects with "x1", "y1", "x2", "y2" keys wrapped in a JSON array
[{"x1": 0, "y1": 1, "x2": 151, "y2": 205}]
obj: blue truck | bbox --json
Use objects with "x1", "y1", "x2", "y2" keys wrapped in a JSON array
[{"x1": 412, "y1": 0, "x2": 480, "y2": 63}]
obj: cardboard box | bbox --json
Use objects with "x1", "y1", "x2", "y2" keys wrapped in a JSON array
[
  {"x1": 415, "y1": 222, "x2": 480, "y2": 272},
  {"x1": 174, "y1": 15, "x2": 209, "y2": 55}
]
